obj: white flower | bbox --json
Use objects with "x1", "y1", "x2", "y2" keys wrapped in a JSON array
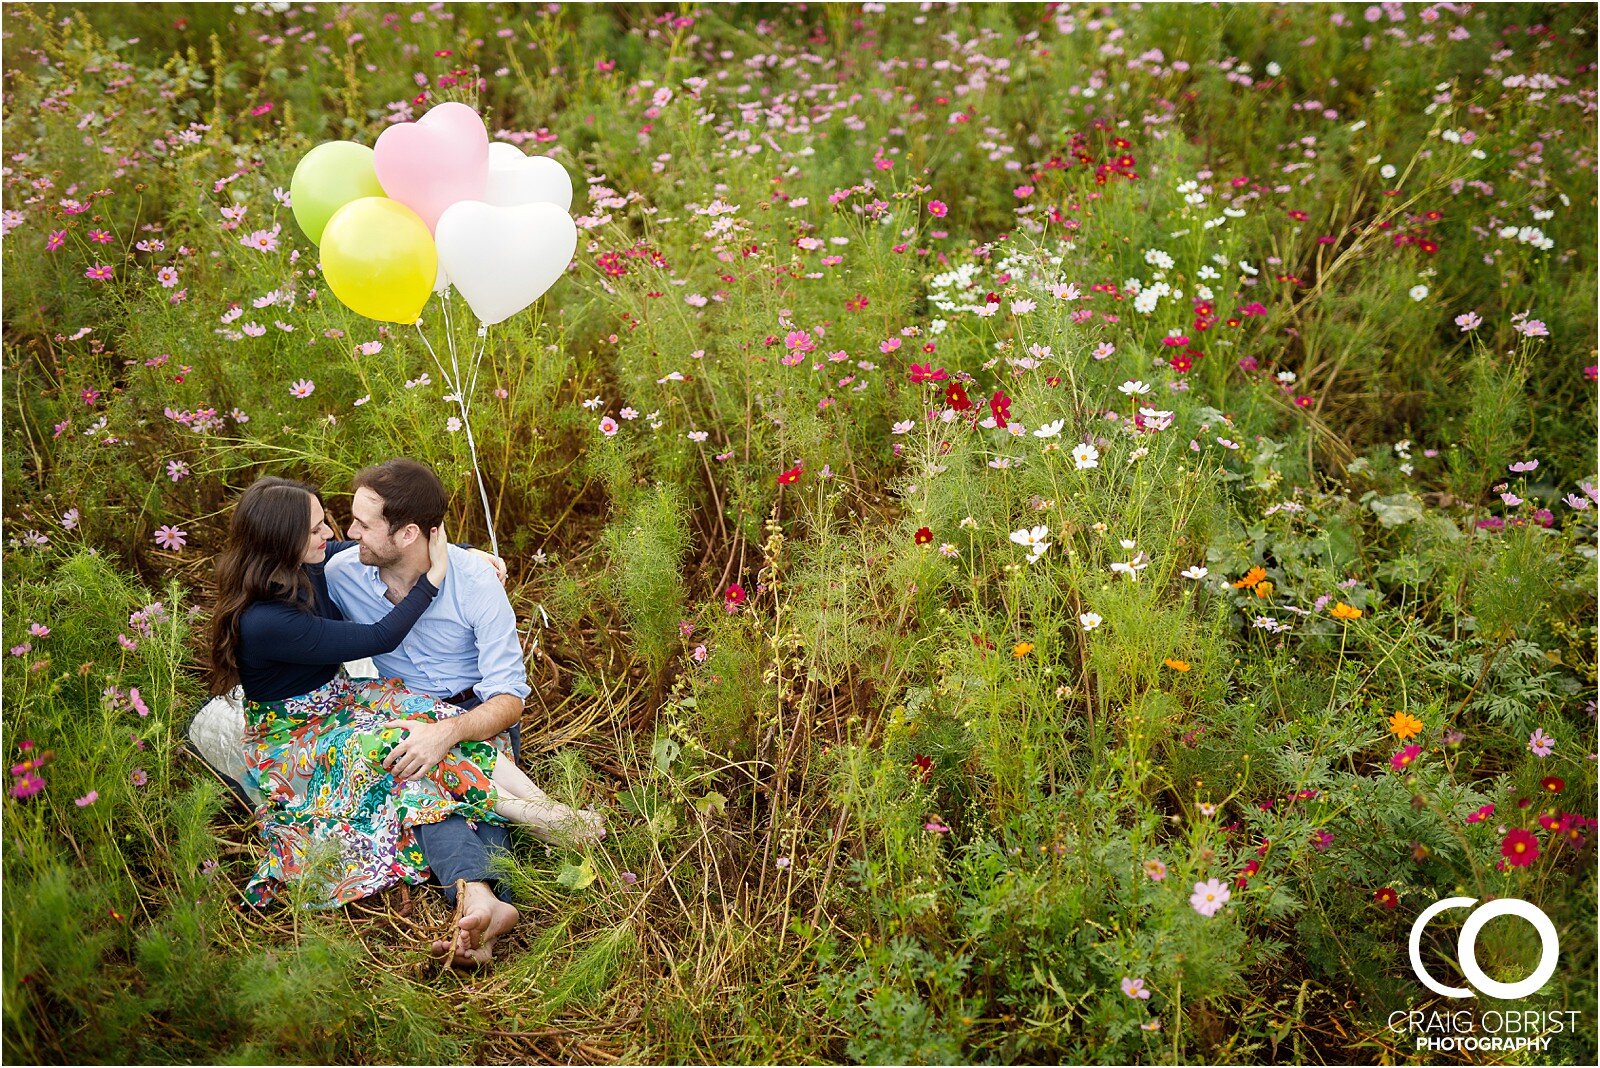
[
  {"x1": 581, "y1": 396, "x2": 604, "y2": 410},
  {"x1": 1119, "y1": 380, "x2": 1151, "y2": 397},
  {"x1": 891, "y1": 419, "x2": 914, "y2": 435},
  {"x1": 445, "y1": 416, "x2": 462, "y2": 433},
  {"x1": 1119, "y1": 538, "x2": 1137, "y2": 550},
  {"x1": 1009, "y1": 525, "x2": 1050, "y2": 551},
  {"x1": 687, "y1": 430, "x2": 709, "y2": 442},
  {"x1": 1033, "y1": 419, "x2": 1064, "y2": 439},
  {"x1": 1380, "y1": 163, "x2": 1397, "y2": 179},
  {"x1": 1110, "y1": 552, "x2": 1150, "y2": 580},
  {"x1": 1079, "y1": 612, "x2": 1103, "y2": 631},
  {"x1": 1409, "y1": 284, "x2": 1429, "y2": 301},
  {"x1": 1072, "y1": 443, "x2": 1100, "y2": 470},
  {"x1": 959, "y1": 516, "x2": 978, "y2": 530},
  {"x1": 1181, "y1": 565, "x2": 1209, "y2": 580}
]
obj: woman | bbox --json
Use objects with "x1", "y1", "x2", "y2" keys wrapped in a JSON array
[{"x1": 207, "y1": 476, "x2": 600, "y2": 909}]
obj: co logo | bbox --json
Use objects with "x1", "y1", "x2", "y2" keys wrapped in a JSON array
[{"x1": 1409, "y1": 897, "x2": 1559, "y2": 1000}]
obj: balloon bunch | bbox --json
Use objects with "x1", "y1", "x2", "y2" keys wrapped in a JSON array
[{"x1": 290, "y1": 101, "x2": 577, "y2": 554}]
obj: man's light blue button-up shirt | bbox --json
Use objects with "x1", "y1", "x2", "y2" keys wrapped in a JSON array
[{"x1": 324, "y1": 544, "x2": 531, "y2": 705}]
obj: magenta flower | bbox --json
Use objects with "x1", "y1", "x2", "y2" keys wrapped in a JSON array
[
  {"x1": 84, "y1": 264, "x2": 114, "y2": 280},
  {"x1": 1390, "y1": 744, "x2": 1422, "y2": 771},
  {"x1": 927, "y1": 200, "x2": 948, "y2": 218},
  {"x1": 46, "y1": 230, "x2": 66, "y2": 251},
  {"x1": 289, "y1": 379, "x2": 315, "y2": 398},
  {"x1": 9, "y1": 774, "x2": 45, "y2": 800},
  {"x1": 152, "y1": 526, "x2": 187, "y2": 551}
]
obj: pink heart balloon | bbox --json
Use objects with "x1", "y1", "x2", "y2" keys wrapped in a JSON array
[{"x1": 372, "y1": 101, "x2": 489, "y2": 232}]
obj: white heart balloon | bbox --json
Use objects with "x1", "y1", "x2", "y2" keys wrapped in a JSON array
[
  {"x1": 435, "y1": 201, "x2": 576, "y2": 325},
  {"x1": 485, "y1": 142, "x2": 573, "y2": 212}
]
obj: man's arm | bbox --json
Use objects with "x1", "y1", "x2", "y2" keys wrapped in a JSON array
[{"x1": 381, "y1": 567, "x2": 529, "y2": 781}]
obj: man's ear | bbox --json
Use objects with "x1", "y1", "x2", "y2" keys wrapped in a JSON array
[{"x1": 395, "y1": 523, "x2": 422, "y2": 549}]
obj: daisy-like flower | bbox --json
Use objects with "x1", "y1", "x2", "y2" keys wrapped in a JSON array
[
  {"x1": 289, "y1": 379, "x2": 315, "y2": 398},
  {"x1": 84, "y1": 264, "x2": 114, "y2": 280},
  {"x1": 1009, "y1": 525, "x2": 1050, "y2": 551},
  {"x1": 152, "y1": 526, "x2": 187, "y2": 551},
  {"x1": 156, "y1": 266, "x2": 180, "y2": 288},
  {"x1": 1118, "y1": 380, "x2": 1151, "y2": 397},
  {"x1": 1375, "y1": 887, "x2": 1399, "y2": 909},
  {"x1": 1121, "y1": 977, "x2": 1152, "y2": 1000},
  {"x1": 599, "y1": 416, "x2": 619, "y2": 436},
  {"x1": 1033, "y1": 420, "x2": 1064, "y2": 439},
  {"x1": 1143, "y1": 859, "x2": 1167, "y2": 881},
  {"x1": 1198, "y1": 802, "x2": 1217, "y2": 817},
  {"x1": 1190, "y1": 878, "x2": 1231, "y2": 917},
  {"x1": 1454, "y1": 311, "x2": 1482, "y2": 331},
  {"x1": 1527, "y1": 728, "x2": 1555, "y2": 757},
  {"x1": 1079, "y1": 612, "x2": 1103, "y2": 631},
  {"x1": 1181, "y1": 565, "x2": 1208, "y2": 580},
  {"x1": 1390, "y1": 744, "x2": 1422, "y2": 771},
  {"x1": 1389, "y1": 711, "x2": 1423, "y2": 740},
  {"x1": 1072, "y1": 443, "x2": 1100, "y2": 470},
  {"x1": 1500, "y1": 828, "x2": 1539, "y2": 867},
  {"x1": 891, "y1": 419, "x2": 914, "y2": 435},
  {"x1": 1110, "y1": 552, "x2": 1150, "y2": 580}
]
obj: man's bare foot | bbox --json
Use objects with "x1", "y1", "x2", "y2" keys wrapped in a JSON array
[{"x1": 428, "y1": 880, "x2": 518, "y2": 968}]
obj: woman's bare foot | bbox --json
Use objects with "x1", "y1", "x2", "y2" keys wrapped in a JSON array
[
  {"x1": 429, "y1": 880, "x2": 518, "y2": 968},
  {"x1": 494, "y1": 794, "x2": 606, "y2": 846}
]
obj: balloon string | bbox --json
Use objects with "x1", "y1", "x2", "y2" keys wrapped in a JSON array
[{"x1": 415, "y1": 312, "x2": 499, "y2": 557}]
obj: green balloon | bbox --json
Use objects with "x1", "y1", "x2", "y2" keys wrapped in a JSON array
[{"x1": 289, "y1": 141, "x2": 386, "y2": 246}]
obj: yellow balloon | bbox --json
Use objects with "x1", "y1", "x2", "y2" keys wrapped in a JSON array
[{"x1": 319, "y1": 198, "x2": 437, "y2": 324}]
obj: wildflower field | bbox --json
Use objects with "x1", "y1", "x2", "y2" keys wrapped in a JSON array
[{"x1": 3, "y1": 2, "x2": 1597, "y2": 1063}]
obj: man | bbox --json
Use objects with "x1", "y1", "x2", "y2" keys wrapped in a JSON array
[{"x1": 325, "y1": 457, "x2": 527, "y2": 966}]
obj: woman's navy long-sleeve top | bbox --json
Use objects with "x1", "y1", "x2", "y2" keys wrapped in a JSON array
[{"x1": 235, "y1": 541, "x2": 438, "y2": 703}]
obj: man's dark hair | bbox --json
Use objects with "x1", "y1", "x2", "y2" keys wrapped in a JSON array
[{"x1": 351, "y1": 458, "x2": 447, "y2": 536}]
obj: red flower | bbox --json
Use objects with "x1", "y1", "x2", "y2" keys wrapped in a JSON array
[
  {"x1": 910, "y1": 754, "x2": 933, "y2": 783},
  {"x1": 1169, "y1": 353, "x2": 1193, "y2": 374},
  {"x1": 914, "y1": 526, "x2": 934, "y2": 545},
  {"x1": 909, "y1": 362, "x2": 949, "y2": 384},
  {"x1": 989, "y1": 390, "x2": 1012, "y2": 429},
  {"x1": 1501, "y1": 828, "x2": 1539, "y2": 867},
  {"x1": 777, "y1": 465, "x2": 802, "y2": 486},
  {"x1": 1541, "y1": 776, "x2": 1565, "y2": 793},
  {"x1": 724, "y1": 583, "x2": 747, "y2": 610},
  {"x1": 944, "y1": 382, "x2": 972, "y2": 412},
  {"x1": 1375, "y1": 887, "x2": 1398, "y2": 910}
]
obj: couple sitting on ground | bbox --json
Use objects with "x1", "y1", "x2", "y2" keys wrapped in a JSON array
[{"x1": 206, "y1": 457, "x2": 603, "y2": 967}]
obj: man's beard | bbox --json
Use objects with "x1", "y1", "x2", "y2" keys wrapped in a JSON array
[{"x1": 357, "y1": 542, "x2": 402, "y2": 568}]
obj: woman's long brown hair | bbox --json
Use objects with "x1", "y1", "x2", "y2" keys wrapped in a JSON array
[{"x1": 206, "y1": 476, "x2": 325, "y2": 695}]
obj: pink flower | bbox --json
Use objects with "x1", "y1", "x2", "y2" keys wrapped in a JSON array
[
  {"x1": 1513, "y1": 319, "x2": 1549, "y2": 338},
  {"x1": 1508, "y1": 459, "x2": 1539, "y2": 473},
  {"x1": 880, "y1": 338, "x2": 901, "y2": 354},
  {"x1": 1143, "y1": 859, "x2": 1167, "y2": 881},
  {"x1": 74, "y1": 791, "x2": 99, "y2": 807},
  {"x1": 29, "y1": 623, "x2": 49, "y2": 638},
  {"x1": 927, "y1": 200, "x2": 948, "y2": 218},
  {"x1": 1190, "y1": 878, "x2": 1230, "y2": 917},
  {"x1": 924, "y1": 819, "x2": 950, "y2": 834},
  {"x1": 88, "y1": 229, "x2": 113, "y2": 244},
  {"x1": 599, "y1": 416, "x2": 619, "y2": 436},
  {"x1": 166, "y1": 460, "x2": 190, "y2": 482},
  {"x1": 129, "y1": 688, "x2": 151, "y2": 718},
  {"x1": 9, "y1": 774, "x2": 45, "y2": 800},
  {"x1": 1454, "y1": 311, "x2": 1481, "y2": 331},
  {"x1": 1390, "y1": 744, "x2": 1421, "y2": 771},
  {"x1": 84, "y1": 264, "x2": 114, "y2": 280},
  {"x1": 46, "y1": 230, "x2": 66, "y2": 251},
  {"x1": 152, "y1": 526, "x2": 187, "y2": 551},
  {"x1": 156, "y1": 266, "x2": 180, "y2": 288},
  {"x1": 1121, "y1": 977, "x2": 1151, "y2": 1000},
  {"x1": 1528, "y1": 728, "x2": 1555, "y2": 758},
  {"x1": 130, "y1": 768, "x2": 148, "y2": 787},
  {"x1": 289, "y1": 379, "x2": 315, "y2": 398}
]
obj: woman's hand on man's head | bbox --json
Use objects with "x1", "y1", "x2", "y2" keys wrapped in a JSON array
[{"x1": 467, "y1": 547, "x2": 508, "y2": 585}]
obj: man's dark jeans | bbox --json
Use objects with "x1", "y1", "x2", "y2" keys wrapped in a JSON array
[{"x1": 410, "y1": 694, "x2": 521, "y2": 906}]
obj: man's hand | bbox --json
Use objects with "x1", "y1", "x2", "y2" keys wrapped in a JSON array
[
  {"x1": 467, "y1": 547, "x2": 508, "y2": 585},
  {"x1": 379, "y1": 718, "x2": 460, "y2": 782}
]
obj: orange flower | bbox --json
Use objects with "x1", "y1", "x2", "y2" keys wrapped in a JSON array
[
  {"x1": 1233, "y1": 566, "x2": 1267, "y2": 589},
  {"x1": 1388, "y1": 711, "x2": 1423, "y2": 741},
  {"x1": 1254, "y1": 581, "x2": 1274, "y2": 598},
  {"x1": 1163, "y1": 658, "x2": 1191, "y2": 672},
  {"x1": 1329, "y1": 602, "x2": 1363, "y2": 621},
  {"x1": 1012, "y1": 642, "x2": 1035, "y2": 659}
]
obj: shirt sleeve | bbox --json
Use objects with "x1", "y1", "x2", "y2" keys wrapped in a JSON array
[
  {"x1": 465, "y1": 569, "x2": 531, "y2": 703},
  {"x1": 240, "y1": 578, "x2": 439, "y2": 666}
]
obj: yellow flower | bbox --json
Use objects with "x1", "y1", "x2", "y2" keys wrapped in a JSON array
[
  {"x1": 1163, "y1": 658, "x2": 1191, "y2": 672},
  {"x1": 1330, "y1": 602, "x2": 1363, "y2": 621},
  {"x1": 1012, "y1": 642, "x2": 1035, "y2": 659},
  {"x1": 1389, "y1": 711, "x2": 1423, "y2": 740}
]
